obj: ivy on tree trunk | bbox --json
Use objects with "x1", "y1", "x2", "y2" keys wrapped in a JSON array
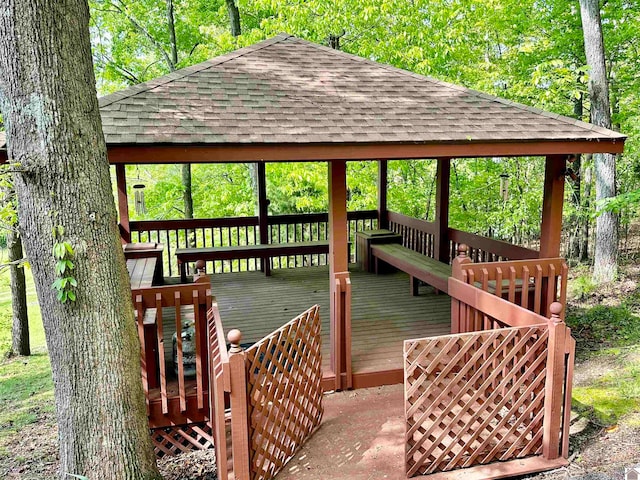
[{"x1": 0, "y1": 0, "x2": 160, "y2": 478}]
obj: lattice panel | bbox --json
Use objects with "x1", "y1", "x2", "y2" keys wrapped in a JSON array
[
  {"x1": 245, "y1": 305, "x2": 323, "y2": 480},
  {"x1": 151, "y1": 423, "x2": 214, "y2": 458},
  {"x1": 404, "y1": 326, "x2": 549, "y2": 477},
  {"x1": 207, "y1": 303, "x2": 230, "y2": 480}
]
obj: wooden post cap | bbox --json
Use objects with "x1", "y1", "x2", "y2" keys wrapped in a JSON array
[
  {"x1": 227, "y1": 329, "x2": 243, "y2": 349},
  {"x1": 549, "y1": 302, "x2": 563, "y2": 321},
  {"x1": 457, "y1": 244, "x2": 468, "y2": 256},
  {"x1": 195, "y1": 259, "x2": 206, "y2": 271}
]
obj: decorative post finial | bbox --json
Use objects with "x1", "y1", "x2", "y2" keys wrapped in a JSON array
[
  {"x1": 457, "y1": 244, "x2": 468, "y2": 257},
  {"x1": 549, "y1": 302, "x2": 563, "y2": 323},
  {"x1": 228, "y1": 329, "x2": 243, "y2": 353}
]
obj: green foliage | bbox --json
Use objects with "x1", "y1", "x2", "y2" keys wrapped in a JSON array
[
  {"x1": 569, "y1": 274, "x2": 598, "y2": 300},
  {"x1": 51, "y1": 226, "x2": 77, "y2": 304},
  {"x1": 566, "y1": 304, "x2": 640, "y2": 352}
]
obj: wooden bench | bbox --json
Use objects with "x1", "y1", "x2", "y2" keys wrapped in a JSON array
[
  {"x1": 370, "y1": 243, "x2": 452, "y2": 295},
  {"x1": 176, "y1": 240, "x2": 345, "y2": 281},
  {"x1": 126, "y1": 257, "x2": 158, "y2": 290}
]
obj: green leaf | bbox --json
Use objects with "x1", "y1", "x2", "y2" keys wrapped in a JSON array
[
  {"x1": 55, "y1": 261, "x2": 66, "y2": 275},
  {"x1": 64, "y1": 242, "x2": 74, "y2": 255},
  {"x1": 67, "y1": 291, "x2": 77, "y2": 302},
  {"x1": 52, "y1": 278, "x2": 63, "y2": 290},
  {"x1": 69, "y1": 277, "x2": 78, "y2": 287}
]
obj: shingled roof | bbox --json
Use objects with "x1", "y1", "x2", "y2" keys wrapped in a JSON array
[{"x1": 0, "y1": 33, "x2": 625, "y2": 158}]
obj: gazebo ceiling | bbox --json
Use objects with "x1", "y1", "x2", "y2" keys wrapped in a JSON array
[{"x1": 0, "y1": 34, "x2": 626, "y2": 162}]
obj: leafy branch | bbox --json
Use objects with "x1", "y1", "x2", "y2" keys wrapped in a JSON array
[{"x1": 51, "y1": 225, "x2": 77, "y2": 303}]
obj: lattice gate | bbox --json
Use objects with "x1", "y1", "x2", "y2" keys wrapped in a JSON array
[
  {"x1": 243, "y1": 305, "x2": 324, "y2": 480},
  {"x1": 404, "y1": 325, "x2": 557, "y2": 477}
]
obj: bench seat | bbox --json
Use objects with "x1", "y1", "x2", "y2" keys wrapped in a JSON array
[
  {"x1": 126, "y1": 257, "x2": 158, "y2": 290},
  {"x1": 370, "y1": 243, "x2": 451, "y2": 295},
  {"x1": 176, "y1": 240, "x2": 343, "y2": 281}
]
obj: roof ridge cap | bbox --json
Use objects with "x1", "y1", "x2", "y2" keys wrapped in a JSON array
[
  {"x1": 98, "y1": 33, "x2": 293, "y2": 108},
  {"x1": 289, "y1": 37, "x2": 625, "y2": 140}
]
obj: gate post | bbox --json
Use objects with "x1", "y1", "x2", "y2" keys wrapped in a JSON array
[
  {"x1": 542, "y1": 302, "x2": 567, "y2": 460},
  {"x1": 450, "y1": 244, "x2": 470, "y2": 334},
  {"x1": 228, "y1": 329, "x2": 251, "y2": 480}
]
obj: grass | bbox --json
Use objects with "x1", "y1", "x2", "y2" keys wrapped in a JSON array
[{"x1": 0, "y1": 256, "x2": 54, "y2": 447}]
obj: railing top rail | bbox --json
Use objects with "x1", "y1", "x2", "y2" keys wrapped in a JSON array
[
  {"x1": 459, "y1": 257, "x2": 567, "y2": 278},
  {"x1": 448, "y1": 277, "x2": 551, "y2": 328},
  {"x1": 208, "y1": 299, "x2": 230, "y2": 367},
  {"x1": 129, "y1": 210, "x2": 378, "y2": 232},
  {"x1": 131, "y1": 282, "x2": 211, "y2": 306},
  {"x1": 387, "y1": 211, "x2": 437, "y2": 235},
  {"x1": 448, "y1": 228, "x2": 539, "y2": 260}
]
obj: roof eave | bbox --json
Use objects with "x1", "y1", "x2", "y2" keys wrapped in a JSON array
[{"x1": 105, "y1": 137, "x2": 626, "y2": 164}]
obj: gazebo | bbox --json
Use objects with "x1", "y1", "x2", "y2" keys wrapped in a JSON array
[{"x1": 0, "y1": 34, "x2": 626, "y2": 480}]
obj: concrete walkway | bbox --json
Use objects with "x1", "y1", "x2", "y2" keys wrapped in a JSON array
[{"x1": 276, "y1": 384, "x2": 406, "y2": 480}]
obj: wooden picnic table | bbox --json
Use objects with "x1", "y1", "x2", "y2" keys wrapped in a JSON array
[{"x1": 124, "y1": 243, "x2": 164, "y2": 285}]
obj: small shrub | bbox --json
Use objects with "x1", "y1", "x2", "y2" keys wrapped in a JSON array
[
  {"x1": 567, "y1": 304, "x2": 640, "y2": 351},
  {"x1": 570, "y1": 274, "x2": 598, "y2": 300}
]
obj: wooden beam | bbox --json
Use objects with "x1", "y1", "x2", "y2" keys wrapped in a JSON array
[
  {"x1": 377, "y1": 160, "x2": 388, "y2": 229},
  {"x1": 256, "y1": 162, "x2": 269, "y2": 273},
  {"x1": 328, "y1": 160, "x2": 351, "y2": 390},
  {"x1": 105, "y1": 139, "x2": 625, "y2": 165},
  {"x1": 434, "y1": 158, "x2": 451, "y2": 263},
  {"x1": 540, "y1": 155, "x2": 566, "y2": 258},
  {"x1": 115, "y1": 164, "x2": 131, "y2": 243}
]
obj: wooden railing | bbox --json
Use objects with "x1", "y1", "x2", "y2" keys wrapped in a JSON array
[
  {"x1": 129, "y1": 210, "x2": 377, "y2": 276},
  {"x1": 387, "y1": 211, "x2": 437, "y2": 258},
  {"x1": 448, "y1": 228, "x2": 540, "y2": 263},
  {"x1": 133, "y1": 281, "x2": 211, "y2": 420},
  {"x1": 385, "y1": 210, "x2": 539, "y2": 263},
  {"x1": 451, "y1": 252, "x2": 568, "y2": 328}
]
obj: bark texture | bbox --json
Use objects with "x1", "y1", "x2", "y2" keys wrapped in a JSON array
[
  {"x1": 0, "y1": 1, "x2": 160, "y2": 478},
  {"x1": 579, "y1": 0, "x2": 618, "y2": 282},
  {"x1": 8, "y1": 230, "x2": 29, "y2": 356},
  {"x1": 225, "y1": 0, "x2": 242, "y2": 36}
]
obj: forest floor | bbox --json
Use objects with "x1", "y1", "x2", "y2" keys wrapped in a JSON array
[{"x1": 0, "y1": 258, "x2": 639, "y2": 479}]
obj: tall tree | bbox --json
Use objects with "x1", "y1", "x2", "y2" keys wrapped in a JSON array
[
  {"x1": 8, "y1": 230, "x2": 29, "y2": 356},
  {"x1": 0, "y1": 0, "x2": 160, "y2": 478},
  {"x1": 0, "y1": 178, "x2": 29, "y2": 356},
  {"x1": 225, "y1": 0, "x2": 241, "y2": 36},
  {"x1": 579, "y1": 0, "x2": 618, "y2": 282}
]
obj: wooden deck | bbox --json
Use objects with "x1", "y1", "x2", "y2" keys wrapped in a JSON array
[{"x1": 209, "y1": 265, "x2": 451, "y2": 375}]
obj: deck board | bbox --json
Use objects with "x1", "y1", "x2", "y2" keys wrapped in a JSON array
[{"x1": 210, "y1": 265, "x2": 450, "y2": 374}]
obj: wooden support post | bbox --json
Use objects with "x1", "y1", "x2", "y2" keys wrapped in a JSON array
[
  {"x1": 542, "y1": 302, "x2": 567, "y2": 460},
  {"x1": 115, "y1": 164, "x2": 131, "y2": 243},
  {"x1": 450, "y1": 244, "x2": 470, "y2": 334},
  {"x1": 540, "y1": 155, "x2": 566, "y2": 258},
  {"x1": 377, "y1": 159, "x2": 388, "y2": 229},
  {"x1": 227, "y1": 329, "x2": 251, "y2": 480},
  {"x1": 434, "y1": 158, "x2": 451, "y2": 263},
  {"x1": 257, "y1": 162, "x2": 270, "y2": 275},
  {"x1": 329, "y1": 159, "x2": 352, "y2": 390}
]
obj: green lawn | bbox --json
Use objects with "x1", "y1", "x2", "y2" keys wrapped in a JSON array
[{"x1": 0, "y1": 261, "x2": 54, "y2": 446}]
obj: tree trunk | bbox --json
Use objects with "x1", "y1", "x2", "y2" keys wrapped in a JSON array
[
  {"x1": 8, "y1": 230, "x2": 29, "y2": 356},
  {"x1": 166, "y1": 0, "x2": 178, "y2": 68},
  {"x1": 225, "y1": 0, "x2": 241, "y2": 36},
  {"x1": 182, "y1": 163, "x2": 195, "y2": 247},
  {"x1": 579, "y1": 0, "x2": 618, "y2": 283},
  {"x1": 0, "y1": 1, "x2": 160, "y2": 478},
  {"x1": 568, "y1": 94, "x2": 583, "y2": 260},
  {"x1": 581, "y1": 156, "x2": 593, "y2": 261}
]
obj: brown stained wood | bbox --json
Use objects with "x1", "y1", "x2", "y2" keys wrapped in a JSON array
[
  {"x1": 562, "y1": 335, "x2": 576, "y2": 458},
  {"x1": 105, "y1": 140, "x2": 625, "y2": 166},
  {"x1": 542, "y1": 306, "x2": 567, "y2": 460},
  {"x1": 135, "y1": 294, "x2": 150, "y2": 413},
  {"x1": 540, "y1": 156, "x2": 567, "y2": 258},
  {"x1": 448, "y1": 229, "x2": 539, "y2": 261},
  {"x1": 175, "y1": 291, "x2": 186, "y2": 412},
  {"x1": 150, "y1": 423, "x2": 214, "y2": 458},
  {"x1": 116, "y1": 164, "x2": 131, "y2": 243},
  {"x1": 244, "y1": 306, "x2": 323, "y2": 480},
  {"x1": 435, "y1": 158, "x2": 451, "y2": 263},
  {"x1": 404, "y1": 326, "x2": 550, "y2": 476},
  {"x1": 156, "y1": 293, "x2": 168, "y2": 415},
  {"x1": 229, "y1": 336, "x2": 251, "y2": 480},
  {"x1": 371, "y1": 243, "x2": 451, "y2": 293},
  {"x1": 378, "y1": 160, "x2": 389, "y2": 229},
  {"x1": 207, "y1": 301, "x2": 231, "y2": 479}
]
